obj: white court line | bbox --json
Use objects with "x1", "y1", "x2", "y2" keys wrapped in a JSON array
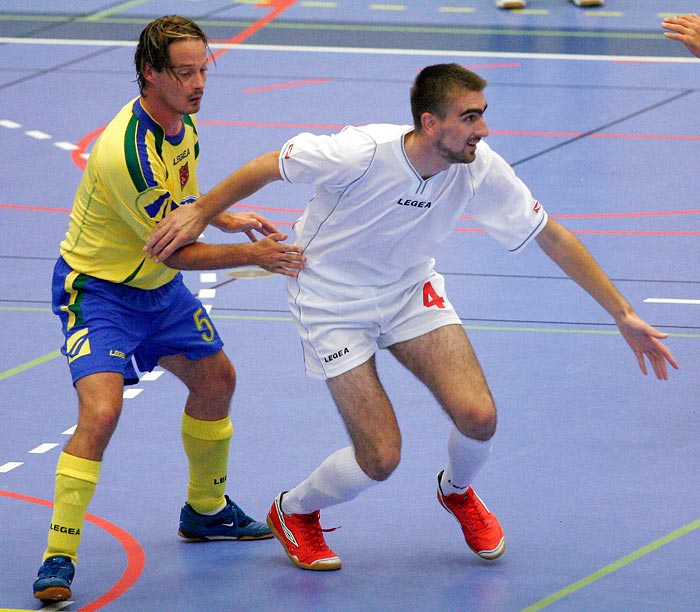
[
  {"x1": 25, "y1": 130, "x2": 51, "y2": 140},
  {"x1": 645, "y1": 298, "x2": 700, "y2": 305},
  {"x1": 29, "y1": 443, "x2": 60, "y2": 454},
  {"x1": 0, "y1": 119, "x2": 21, "y2": 128},
  {"x1": 0, "y1": 37, "x2": 697, "y2": 63},
  {"x1": 140, "y1": 370, "x2": 164, "y2": 381},
  {"x1": 123, "y1": 388, "x2": 143, "y2": 399},
  {"x1": 0, "y1": 462, "x2": 24, "y2": 473}
]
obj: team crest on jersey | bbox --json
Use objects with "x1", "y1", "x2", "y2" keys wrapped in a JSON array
[{"x1": 180, "y1": 162, "x2": 190, "y2": 189}]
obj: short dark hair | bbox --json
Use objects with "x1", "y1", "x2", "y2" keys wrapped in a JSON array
[
  {"x1": 410, "y1": 64, "x2": 488, "y2": 131},
  {"x1": 134, "y1": 15, "x2": 210, "y2": 92}
]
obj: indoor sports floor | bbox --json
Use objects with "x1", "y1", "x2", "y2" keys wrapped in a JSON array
[{"x1": 1, "y1": 1, "x2": 699, "y2": 611}]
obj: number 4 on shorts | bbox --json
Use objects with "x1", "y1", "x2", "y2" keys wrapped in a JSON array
[{"x1": 423, "y1": 281, "x2": 446, "y2": 309}]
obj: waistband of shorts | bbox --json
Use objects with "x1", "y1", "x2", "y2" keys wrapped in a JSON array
[{"x1": 57, "y1": 256, "x2": 184, "y2": 301}]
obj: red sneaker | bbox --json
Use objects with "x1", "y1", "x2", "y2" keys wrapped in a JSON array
[
  {"x1": 437, "y1": 472, "x2": 506, "y2": 560},
  {"x1": 267, "y1": 492, "x2": 342, "y2": 571}
]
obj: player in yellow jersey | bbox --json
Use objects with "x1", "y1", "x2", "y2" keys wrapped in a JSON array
[{"x1": 32, "y1": 15, "x2": 305, "y2": 602}]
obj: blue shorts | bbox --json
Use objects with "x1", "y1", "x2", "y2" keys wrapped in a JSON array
[{"x1": 52, "y1": 256, "x2": 224, "y2": 386}]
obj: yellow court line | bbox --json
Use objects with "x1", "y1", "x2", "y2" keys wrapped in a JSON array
[
  {"x1": 520, "y1": 518, "x2": 700, "y2": 611},
  {"x1": 583, "y1": 11, "x2": 623, "y2": 17},
  {"x1": 80, "y1": 0, "x2": 152, "y2": 21},
  {"x1": 369, "y1": 4, "x2": 407, "y2": 10},
  {"x1": 510, "y1": 10, "x2": 549, "y2": 15},
  {"x1": 439, "y1": 7, "x2": 477, "y2": 13}
]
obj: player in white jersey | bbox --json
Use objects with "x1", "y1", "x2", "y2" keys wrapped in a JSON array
[
  {"x1": 145, "y1": 63, "x2": 678, "y2": 571},
  {"x1": 662, "y1": 13, "x2": 700, "y2": 57}
]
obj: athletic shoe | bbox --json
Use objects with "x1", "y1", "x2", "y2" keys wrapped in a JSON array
[
  {"x1": 496, "y1": 0, "x2": 527, "y2": 8},
  {"x1": 436, "y1": 472, "x2": 506, "y2": 560},
  {"x1": 266, "y1": 492, "x2": 342, "y2": 570},
  {"x1": 33, "y1": 555, "x2": 74, "y2": 601},
  {"x1": 178, "y1": 495, "x2": 273, "y2": 541},
  {"x1": 572, "y1": 0, "x2": 604, "y2": 5}
]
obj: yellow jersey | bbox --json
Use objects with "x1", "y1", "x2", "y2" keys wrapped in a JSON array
[{"x1": 61, "y1": 98, "x2": 200, "y2": 289}]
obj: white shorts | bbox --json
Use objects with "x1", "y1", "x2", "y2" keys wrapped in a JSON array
[{"x1": 287, "y1": 270, "x2": 462, "y2": 379}]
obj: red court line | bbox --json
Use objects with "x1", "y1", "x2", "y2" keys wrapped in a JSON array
[
  {"x1": 460, "y1": 209, "x2": 700, "y2": 220},
  {"x1": 209, "y1": 0, "x2": 299, "y2": 61},
  {"x1": 1, "y1": 202, "x2": 70, "y2": 213},
  {"x1": 455, "y1": 227, "x2": 700, "y2": 236},
  {"x1": 243, "y1": 78, "x2": 331, "y2": 94},
  {"x1": 464, "y1": 63, "x2": 521, "y2": 69},
  {"x1": 0, "y1": 490, "x2": 146, "y2": 612},
  {"x1": 4, "y1": 202, "x2": 698, "y2": 235},
  {"x1": 72, "y1": 125, "x2": 105, "y2": 172},
  {"x1": 233, "y1": 202, "x2": 303, "y2": 214},
  {"x1": 200, "y1": 119, "x2": 344, "y2": 130},
  {"x1": 67, "y1": 123, "x2": 700, "y2": 172}
]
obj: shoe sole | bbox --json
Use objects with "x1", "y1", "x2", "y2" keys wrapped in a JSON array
[
  {"x1": 34, "y1": 586, "x2": 71, "y2": 601},
  {"x1": 266, "y1": 515, "x2": 342, "y2": 571},
  {"x1": 177, "y1": 529, "x2": 273, "y2": 542},
  {"x1": 475, "y1": 536, "x2": 507, "y2": 560}
]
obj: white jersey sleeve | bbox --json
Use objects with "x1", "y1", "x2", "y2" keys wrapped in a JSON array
[
  {"x1": 278, "y1": 126, "x2": 378, "y2": 191},
  {"x1": 466, "y1": 142, "x2": 548, "y2": 252}
]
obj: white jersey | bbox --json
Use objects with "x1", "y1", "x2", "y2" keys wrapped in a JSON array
[{"x1": 279, "y1": 124, "x2": 547, "y2": 288}]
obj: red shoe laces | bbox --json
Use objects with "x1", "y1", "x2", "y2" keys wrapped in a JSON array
[{"x1": 296, "y1": 512, "x2": 340, "y2": 550}]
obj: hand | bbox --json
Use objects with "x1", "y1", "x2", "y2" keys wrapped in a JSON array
[
  {"x1": 615, "y1": 313, "x2": 679, "y2": 380},
  {"x1": 210, "y1": 211, "x2": 281, "y2": 242},
  {"x1": 248, "y1": 232, "x2": 306, "y2": 277},
  {"x1": 662, "y1": 13, "x2": 700, "y2": 57},
  {"x1": 144, "y1": 204, "x2": 208, "y2": 262}
]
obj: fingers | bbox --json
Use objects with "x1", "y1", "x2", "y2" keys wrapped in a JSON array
[
  {"x1": 144, "y1": 228, "x2": 183, "y2": 262},
  {"x1": 144, "y1": 224, "x2": 167, "y2": 255}
]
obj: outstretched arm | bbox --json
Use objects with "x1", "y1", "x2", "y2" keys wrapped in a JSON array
[
  {"x1": 535, "y1": 218, "x2": 679, "y2": 379},
  {"x1": 145, "y1": 150, "x2": 283, "y2": 261},
  {"x1": 662, "y1": 13, "x2": 700, "y2": 57},
  {"x1": 162, "y1": 233, "x2": 305, "y2": 277}
]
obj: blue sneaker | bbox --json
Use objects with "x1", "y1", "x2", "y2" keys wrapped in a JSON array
[
  {"x1": 33, "y1": 555, "x2": 74, "y2": 601},
  {"x1": 178, "y1": 495, "x2": 273, "y2": 541}
]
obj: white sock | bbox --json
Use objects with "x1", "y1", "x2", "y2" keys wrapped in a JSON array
[
  {"x1": 282, "y1": 446, "x2": 377, "y2": 515},
  {"x1": 439, "y1": 428, "x2": 493, "y2": 496}
]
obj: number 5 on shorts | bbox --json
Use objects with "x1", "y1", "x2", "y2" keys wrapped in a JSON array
[
  {"x1": 423, "y1": 280, "x2": 446, "y2": 309},
  {"x1": 194, "y1": 307, "x2": 215, "y2": 342}
]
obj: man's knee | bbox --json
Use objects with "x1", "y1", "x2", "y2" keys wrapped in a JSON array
[
  {"x1": 357, "y1": 446, "x2": 401, "y2": 482},
  {"x1": 453, "y1": 396, "x2": 497, "y2": 441},
  {"x1": 190, "y1": 352, "x2": 236, "y2": 398}
]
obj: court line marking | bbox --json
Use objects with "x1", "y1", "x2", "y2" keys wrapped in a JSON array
[
  {"x1": 0, "y1": 490, "x2": 146, "y2": 612},
  {"x1": 645, "y1": 298, "x2": 700, "y2": 305},
  {"x1": 520, "y1": 518, "x2": 700, "y2": 612},
  {"x1": 0, "y1": 37, "x2": 697, "y2": 63}
]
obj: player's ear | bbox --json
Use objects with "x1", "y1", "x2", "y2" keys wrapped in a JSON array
[
  {"x1": 142, "y1": 62, "x2": 157, "y2": 86},
  {"x1": 421, "y1": 112, "x2": 439, "y2": 135}
]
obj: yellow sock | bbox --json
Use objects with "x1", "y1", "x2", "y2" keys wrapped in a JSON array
[
  {"x1": 43, "y1": 451, "x2": 101, "y2": 564},
  {"x1": 181, "y1": 413, "x2": 233, "y2": 514}
]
